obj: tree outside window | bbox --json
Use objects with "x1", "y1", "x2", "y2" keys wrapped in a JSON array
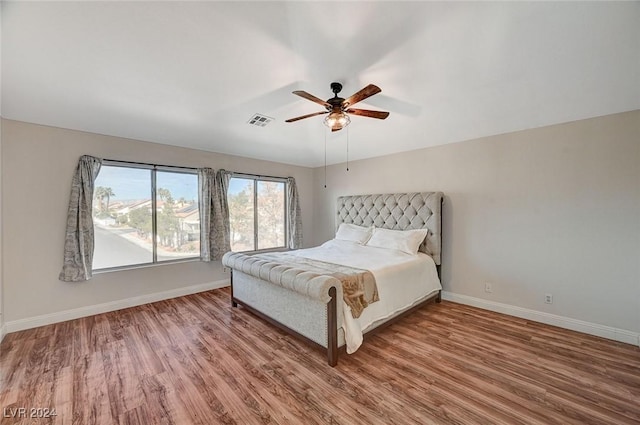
[{"x1": 228, "y1": 177, "x2": 286, "y2": 252}]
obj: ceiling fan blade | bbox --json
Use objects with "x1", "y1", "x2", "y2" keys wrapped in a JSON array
[
  {"x1": 342, "y1": 84, "x2": 382, "y2": 107},
  {"x1": 285, "y1": 111, "x2": 328, "y2": 123},
  {"x1": 292, "y1": 91, "x2": 331, "y2": 108},
  {"x1": 345, "y1": 108, "x2": 390, "y2": 120}
]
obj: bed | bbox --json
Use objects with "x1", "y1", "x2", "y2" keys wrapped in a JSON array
[{"x1": 222, "y1": 192, "x2": 444, "y2": 366}]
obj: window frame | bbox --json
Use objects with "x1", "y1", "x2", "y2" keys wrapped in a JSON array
[
  {"x1": 92, "y1": 160, "x2": 201, "y2": 273},
  {"x1": 228, "y1": 173, "x2": 288, "y2": 253}
]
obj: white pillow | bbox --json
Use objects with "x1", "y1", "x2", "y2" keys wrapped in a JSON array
[
  {"x1": 365, "y1": 227, "x2": 429, "y2": 255},
  {"x1": 335, "y1": 223, "x2": 374, "y2": 245}
]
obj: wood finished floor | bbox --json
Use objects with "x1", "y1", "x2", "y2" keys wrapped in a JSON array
[{"x1": 1, "y1": 288, "x2": 639, "y2": 425}]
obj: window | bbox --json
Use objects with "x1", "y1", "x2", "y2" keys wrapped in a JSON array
[
  {"x1": 228, "y1": 176, "x2": 286, "y2": 252},
  {"x1": 92, "y1": 163, "x2": 200, "y2": 270}
]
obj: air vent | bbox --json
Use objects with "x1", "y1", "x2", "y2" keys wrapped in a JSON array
[{"x1": 247, "y1": 113, "x2": 274, "y2": 127}]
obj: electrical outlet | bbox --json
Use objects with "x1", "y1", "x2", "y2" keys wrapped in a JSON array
[
  {"x1": 223, "y1": 267, "x2": 230, "y2": 273},
  {"x1": 484, "y1": 282, "x2": 493, "y2": 293},
  {"x1": 544, "y1": 293, "x2": 553, "y2": 304}
]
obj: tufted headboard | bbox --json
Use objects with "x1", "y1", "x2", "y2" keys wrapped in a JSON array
[{"x1": 336, "y1": 192, "x2": 444, "y2": 265}]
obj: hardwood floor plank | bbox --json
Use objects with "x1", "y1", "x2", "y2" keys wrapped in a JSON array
[
  {"x1": 153, "y1": 346, "x2": 225, "y2": 425},
  {"x1": 52, "y1": 366, "x2": 73, "y2": 425},
  {"x1": 101, "y1": 340, "x2": 145, "y2": 421},
  {"x1": 71, "y1": 351, "x2": 113, "y2": 425},
  {"x1": 121, "y1": 326, "x2": 165, "y2": 377},
  {"x1": 138, "y1": 374, "x2": 183, "y2": 425},
  {"x1": 1, "y1": 289, "x2": 639, "y2": 425}
]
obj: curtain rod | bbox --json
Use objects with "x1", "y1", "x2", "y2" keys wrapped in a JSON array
[
  {"x1": 102, "y1": 159, "x2": 290, "y2": 181},
  {"x1": 102, "y1": 158, "x2": 197, "y2": 171},
  {"x1": 231, "y1": 171, "x2": 290, "y2": 181}
]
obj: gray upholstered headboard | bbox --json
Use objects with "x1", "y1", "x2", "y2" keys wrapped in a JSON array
[{"x1": 336, "y1": 192, "x2": 444, "y2": 265}]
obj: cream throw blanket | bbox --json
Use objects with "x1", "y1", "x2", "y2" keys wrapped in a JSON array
[{"x1": 255, "y1": 252, "x2": 379, "y2": 318}]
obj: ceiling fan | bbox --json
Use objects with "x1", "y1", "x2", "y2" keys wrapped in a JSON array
[{"x1": 285, "y1": 82, "x2": 390, "y2": 132}]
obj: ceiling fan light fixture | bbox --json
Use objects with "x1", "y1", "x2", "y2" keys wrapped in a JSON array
[{"x1": 324, "y1": 111, "x2": 350, "y2": 131}]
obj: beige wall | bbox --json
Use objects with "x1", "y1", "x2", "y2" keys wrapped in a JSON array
[
  {"x1": 0, "y1": 117, "x2": 3, "y2": 339},
  {"x1": 0, "y1": 119, "x2": 3, "y2": 338},
  {"x1": 0, "y1": 116, "x2": 3, "y2": 339},
  {"x1": 1, "y1": 119, "x2": 315, "y2": 323},
  {"x1": 312, "y1": 111, "x2": 640, "y2": 334},
  {"x1": 0, "y1": 5, "x2": 4, "y2": 339}
]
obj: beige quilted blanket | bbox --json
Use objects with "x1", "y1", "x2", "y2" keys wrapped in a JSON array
[{"x1": 255, "y1": 252, "x2": 379, "y2": 318}]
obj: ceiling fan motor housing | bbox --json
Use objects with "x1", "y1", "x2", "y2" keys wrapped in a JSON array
[{"x1": 328, "y1": 82, "x2": 345, "y2": 111}]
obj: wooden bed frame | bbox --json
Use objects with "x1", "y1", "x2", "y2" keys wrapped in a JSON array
[{"x1": 225, "y1": 192, "x2": 444, "y2": 366}]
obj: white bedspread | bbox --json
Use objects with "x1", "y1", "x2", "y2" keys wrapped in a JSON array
[{"x1": 289, "y1": 239, "x2": 442, "y2": 354}]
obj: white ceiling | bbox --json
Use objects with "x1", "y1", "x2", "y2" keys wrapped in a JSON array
[{"x1": 2, "y1": 1, "x2": 639, "y2": 167}]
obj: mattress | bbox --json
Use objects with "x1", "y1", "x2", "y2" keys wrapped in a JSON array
[{"x1": 288, "y1": 239, "x2": 442, "y2": 353}]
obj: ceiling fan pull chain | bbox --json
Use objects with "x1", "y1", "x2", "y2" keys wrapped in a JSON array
[
  {"x1": 346, "y1": 127, "x2": 350, "y2": 172},
  {"x1": 324, "y1": 127, "x2": 327, "y2": 189}
]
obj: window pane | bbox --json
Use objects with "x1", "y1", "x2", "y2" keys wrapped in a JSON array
[
  {"x1": 228, "y1": 178, "x2": 255, "y2": 251},
  {"x1": 257, "y1": 181, "x2": 285, "y2": 250},
  {"x1": 93, "y1": 166, "x2": 153, "y2": 269},
  {"x1": 156, "y1": 171, "x2": 199, "y2": 261}
]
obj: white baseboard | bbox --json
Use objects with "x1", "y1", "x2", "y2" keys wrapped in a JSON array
[
  {"x1": 0, "y1": 322, "x2": 6, "y2": 343},
  {"x1": 442, "y1": 291, "x2": 640, "y2": 347},
  {"x1": 5, "y1": 279, "x2": 230, "y2": 334}
]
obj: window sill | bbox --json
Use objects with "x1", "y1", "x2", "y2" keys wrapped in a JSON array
[
  {"x1": 235, "y1": 246, "x2": 290, "y2": 255},
  {"x1": 93, "y1": 257, "x2": 202, "y2": 274}
]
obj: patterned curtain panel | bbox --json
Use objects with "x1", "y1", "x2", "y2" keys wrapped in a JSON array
[
  {"x1": 212, "y1": 170, "x2": 232, "y2": 260},
  {"x1": 59, "y1": 155, "x2": 102, "y2": 282},
  {"x1": 286, "y1": 177, "x2": 303, "y2": 249},
  {"x1": 198, "y1": 168, "x2": 215, "y2": 262},
  {"x1": 198, "y1": 168, "x2": 231, "y2": 261}
]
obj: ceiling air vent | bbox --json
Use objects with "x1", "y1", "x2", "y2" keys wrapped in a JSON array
[{"x1": 247, "y1": 113, "x2": 274, "y2": 127}]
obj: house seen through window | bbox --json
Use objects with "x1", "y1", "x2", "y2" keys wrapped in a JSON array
[
  {"x1": 228, "y1": 176, "x2": 286, "y2": 252},
  {"x1": 92, "y1": 164, "x2": 200, "y2": 270}
]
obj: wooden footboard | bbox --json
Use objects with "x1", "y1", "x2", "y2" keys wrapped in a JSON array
[{"x1": 327, "y1": 286, "x2": 338, "y2": 366}]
